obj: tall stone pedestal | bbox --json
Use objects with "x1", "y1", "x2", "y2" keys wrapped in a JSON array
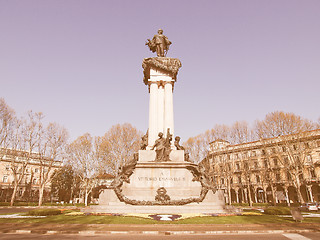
[
  {"x1": 86, "y1": 55, "x2": 225, "y2": 214},
  {"x1": 88, "y1": 150, "x2": 225, "y2": 214}
]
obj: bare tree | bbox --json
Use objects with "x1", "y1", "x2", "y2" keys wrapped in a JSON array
[
  {"x1": 254, "y1": 111, "x2": 318, "y2": 204},
  {"x1": 184, "y1": 124, "x2": 231, "y2": 164},
  {"x1": 0, "y1": 98, "x2": 16, "y2": 149},
  {"x1": 183, "y1": 134, "x2": 206, "y2": 164},
  {"x1": 8, "y1": 111, "x2": 43, "y2": 206},
  {"x1": 230, "y1": 121, "x2": 253, "y2": 144},
  {"x1": 37, "y1": 123, "x2": 68, "y2": 206},
  {"x1": 254, "y1": 111, "x2": 315, "y2": 139},
  {"x1": 100, "y1": 123, "x2": 142, "y2": 175},
  {"x1": 67, "y1": 133, "x2": 102, "y2": 206}
]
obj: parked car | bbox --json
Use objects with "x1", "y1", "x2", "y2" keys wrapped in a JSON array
[{"x1": 299, "y1": 202, "x2": 318, "y2": 211}]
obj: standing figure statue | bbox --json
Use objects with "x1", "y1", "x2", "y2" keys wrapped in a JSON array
[
  {"x1": 152, "y1": 132, "x2": 166, "y2": 161},
  {"x1": 146, "y1": 29, "x2": 172, "y2": 57},
  {"x1": 152, "y1": 130, "x2": 172, "y2": 162}
]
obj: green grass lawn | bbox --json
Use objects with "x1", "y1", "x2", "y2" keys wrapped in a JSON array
[{"x1": 0, "y1": 213, "x2": 320, "y2": 224}]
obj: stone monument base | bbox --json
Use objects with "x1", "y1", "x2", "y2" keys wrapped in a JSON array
[
  {"x1": 86, "y1": 150, "x2": 225, "y2": 214},
  {"x1": 87, "y1": 189, "x2": 225, "y2": 214}
]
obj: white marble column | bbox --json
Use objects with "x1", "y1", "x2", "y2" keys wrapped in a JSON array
[
  {"x1": 235, "y1": 188, "x2": 239, "y2": 203},
  {"x1": 148, "y1": 82, "x2": 158, "y2": 148},
  {"x1": 146, "y1": 68, "x2": 178, "y2": 148},
  {"x1": 157, "y1": 84, "x2": 165, "y2": 136},
  {"x1": 143, "y1": 57, "x2": 181, "y2": 149},
  {"x1": 284, "y1": 187, "x2": 290, "y2": 206},
  {"x1": 164, "y1": 82, "x2": 174, "y2": 146},
  {"x1": 307, "y1": 185, "x2": 314, "y2": 203}
]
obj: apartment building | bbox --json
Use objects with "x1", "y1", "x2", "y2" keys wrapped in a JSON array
[
  {"x1": 205, "y1": 130, "x2": 320, "y2": 204},
  {"x1": 0, "y1": 148, "x2": 62, "y2": 202}
]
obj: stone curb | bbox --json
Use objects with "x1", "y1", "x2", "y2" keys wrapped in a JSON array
[{"x1": 0, "y1": 229, "x2": 316, "y2": 235}]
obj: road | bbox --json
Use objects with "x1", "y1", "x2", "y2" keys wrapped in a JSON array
[{"x1": 0, "y1": 233, "x2": 320, "y2": 240}]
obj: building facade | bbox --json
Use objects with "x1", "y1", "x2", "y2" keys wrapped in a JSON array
[
  {"x1": 205, "y1": 130, "x2": 320, "y2": 205},
  {"x1": 0, "y1": 148, "x2": 62, "y2": 202}
]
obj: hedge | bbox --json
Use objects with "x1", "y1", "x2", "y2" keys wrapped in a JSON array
[{"x1": 26, "y1": 209, "x2": 62, "y2": 216}]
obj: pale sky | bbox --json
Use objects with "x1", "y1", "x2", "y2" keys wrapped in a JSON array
[{"x1": 1, "y1": 0, "x2": 319, "y2": 142}]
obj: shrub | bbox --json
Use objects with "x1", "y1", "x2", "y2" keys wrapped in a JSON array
[
  {"x1": 0, "y1": 202, "x2": 10, "y2": 206},
  {"x1": 26, "y1": 209, "x2": 62, "y2": 216},
  {"x1": 252, "y1": 203, "x2": 270, "y2": 207},
  {"x1": 264, "y1": 207, "x2": 291, "y2": 215}
]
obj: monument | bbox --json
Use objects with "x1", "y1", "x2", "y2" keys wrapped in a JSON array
[{"x1": 90, "y1": 30, "x2": 225, "y2": 213}]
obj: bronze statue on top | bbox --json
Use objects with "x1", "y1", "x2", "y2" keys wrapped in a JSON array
[{"x1": 146, "y1": 29, "x2": 172, "y2": 57}]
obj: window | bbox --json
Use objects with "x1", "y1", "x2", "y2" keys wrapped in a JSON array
[
  {"x1": 293, "y1": 144, "x2": 297, "y2": 151},
  {"x1": 306, "y1": 155, "x2": 312, "y2": 163},
  {"x1": 33, "y1": 178, "x2": 37, "y2": 184},
  {"x1": 299, "y1": 174, "x2": 303, "y2": 181},
  {"x1": 256, "y1": 175, "x2": 260, "y2": 183},
  {"x1": 221, "y1": 178, "x2": 225, "y2": 185},
  {"x1": 261, "y1": 149, "x2": 266, "y2": 155},
  {"x1": 282, "y1": 146, "x2": 286, "y2": 152},
  {"x1": 244, "y1": 162, "x2": 249, "y2": 170},
  {"x1": 305, "y1": 142, "x2": 310, "y2": 149},
  {"x1": 236, "y1": 163, "x2": 240, "y2": 170},
  {"x1": 3, "y1": 175, "x2": 8, "y2": 183},
  {"x1": 238, "y1": 176, "x2": 242, "y2": 184},
  {"x1": 227, "y1": 163, "x2": 231, "y2": 171},
  {"x1": 264, "y1": 159, "x2": 268, "y2": 168},
  {"x1": 310, "y1": 169, "x2": 316, "y2": 178},
  {"x1": 273, "y1": 158, "x2": 278, "y2": 166},
  {"x1": 276, "y1": 173, "x2": 281, "y2": 181},
  {"x1": 252, "y1": 151, "x2": 256, "y2": 157},
  {"x1": 35, "y1": 168, "x2": 39, "y2": 173},
  {"x1": 287, "y1": 172, "x2": 291, "y2": 181},
  {"x1": 18, "y1": 188, "x2": 23, "y2": 196}
]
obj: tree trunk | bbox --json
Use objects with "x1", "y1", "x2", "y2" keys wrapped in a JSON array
[
  {"x1": 295, "y1": 182, "x2": 304, "y2": 203},
  {"x1": 84, "y1": 189, "x2": 88, "y2": 206},
  {"x1": 253, "y1": 187, "x2": 258, "y2": 203},
  {"x1": 247, "y1": 186, "x2": 253, "y2": 207},
  {"x1": 270, "y1": 185, "x2": 276, "y2": 205},
  {"x1": 10, "y1": 183, "x2": 19, "y2": 206},
  {"x1": 227, "y1": 178, "x2": 232, "y2": 205},
  {"x1": 263, "y1": 186, "x2": 268, "y2": 203},
  {"x1": 38, "y1": 184, "x2": 45, "y2": 206},
  {"x1": 284, "y1": 187, "x2": 290, "y2": 207}
]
